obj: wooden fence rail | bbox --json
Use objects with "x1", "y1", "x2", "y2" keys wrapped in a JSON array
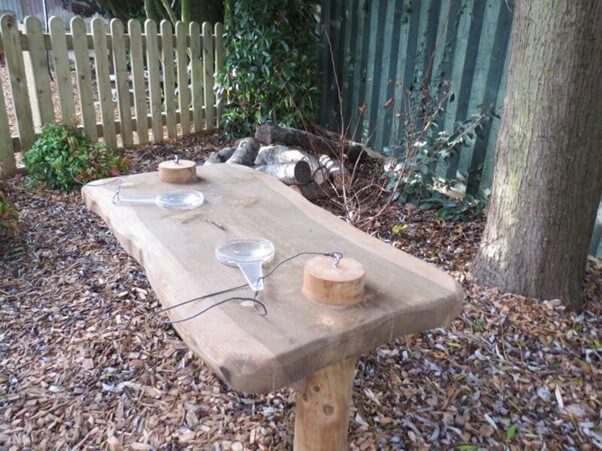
[{"x1": 0, "y1": 15, "x2": 224, "y2": 176}]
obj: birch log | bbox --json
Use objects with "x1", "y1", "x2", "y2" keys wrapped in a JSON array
[
  {"x1": 205, "y1": 147, "x2": 236, "y2": 165},
  {"x1": 226, "y1": 138, "x2": 259, "y2": 166},
  {"x1": 255, "y1": 161, "x2": 311, "y2": 185},
  {"x1": 255, "y1": 122, "x2": 364, "y2": 162},
  {"x1": 255, "y1": 145, "x2": 325, "y2": 184}
]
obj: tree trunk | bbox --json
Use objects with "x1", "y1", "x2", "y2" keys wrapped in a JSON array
[{"x1": 473, "y1": 0, "x2": 602, "y2": 309}]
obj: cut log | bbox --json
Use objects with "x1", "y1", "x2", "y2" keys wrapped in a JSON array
[
  {"x1": 226, "y1": 138, "x2": 259, "y2": 166},
  {"x1": 255, "y1": 122, "x2": 364, "y2": 162},
  {"x1": 302, "y1": 256, "x2": 366, "y2": 306},
  {"x1": 255, "y1": 161, "x2": 311, "y2": 185},
  {"x1": 158, "y1": 159, "x2": 197, "y2": 184},
  {"x1": 255, "y1": 145, "x2": 325, "y2": 184},
  {"x1": 311, "y1": 123, "x2": 383, "y2": 161},
  {"x1": 204, "y1": 152, "x2": 221, "y2": 165},
  {"x1": 318, "y1": 155, "x2": 343, "y2": 177},
  {"x1": 218, "y1": 147, "x2": 236, "y2": 159},
  {"x1": 217, "y1": 146, "x2": 236, "y2": 161},
  {"x1": 318, "y1": 155, "x2": 346, "y2": 188},
  {"x1": 204, "y1": 146, "x2": 236, "y2": 165},
  {"x1": 255, "y1": 145, "x2": 307, "y2": 165}
]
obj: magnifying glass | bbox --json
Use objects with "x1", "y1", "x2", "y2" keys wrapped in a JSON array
[{"x1": 215, "y1": 239, "x2": 275, "y2": 291}]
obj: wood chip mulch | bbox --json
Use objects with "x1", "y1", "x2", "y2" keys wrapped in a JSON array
[{"x1": 1, "y1": 133, "x2": 600, "y2": 450}]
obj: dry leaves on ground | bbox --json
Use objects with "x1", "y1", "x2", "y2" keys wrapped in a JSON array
[{"x1": 1, "y1": 134, "x2": 600, "y2": 450}]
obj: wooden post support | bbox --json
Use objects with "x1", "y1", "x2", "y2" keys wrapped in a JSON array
[
  {"x1": 294, "y1": 255, "x2": 365, "y2": 450},
  {"x1": 294, "y1": 357, "x2": 357, "y2": 451},
  {"x1": 158, "y1": 159, "x2": 197, "y2": 184}
]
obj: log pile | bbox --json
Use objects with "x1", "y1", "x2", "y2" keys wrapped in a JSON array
[{"x1": 204, "y1": 124, "x2": 353, "y2": 199}]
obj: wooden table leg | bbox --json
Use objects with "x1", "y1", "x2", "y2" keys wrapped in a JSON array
[
  {"x1": 294, "y1": 255, "x2": 364, "y2": 450},
  {"x1": 293, "y1": 357, "x2": 357, "y2": 451}
]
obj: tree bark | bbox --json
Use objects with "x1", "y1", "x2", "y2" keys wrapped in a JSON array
[{"x1": 473, "y1": 0, "x2": 602, "y2": 309}]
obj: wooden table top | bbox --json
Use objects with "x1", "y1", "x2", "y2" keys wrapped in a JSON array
[{"x1": 83, "y1": 165, "x2": 463, "y2": 393}]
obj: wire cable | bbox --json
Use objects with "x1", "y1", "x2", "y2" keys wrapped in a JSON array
[
  {"x1": 159, "y1": 283, "x2": 248, "y2": 313},
  {"x1": 168, "y1": 296, "x2": 267, "y2": 324},
  {"x1": 162, "y1": 251, "x2": 343, "y2": 323},
  {"x1": 260, "y1": 251, "x2": 342, "y2": 282}
]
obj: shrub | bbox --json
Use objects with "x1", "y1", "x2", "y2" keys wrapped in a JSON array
[
  {"x1": 216, "y1": 0, "x2": 320, "y2": 138},
  {"x1": 381, "y1": 80, "x2": 493, "y2": 220},
  {"x1": 24, "y1": 124, "x2": 129, "y2": 191}
]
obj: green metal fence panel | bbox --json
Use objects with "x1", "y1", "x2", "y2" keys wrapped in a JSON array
[{"x1": 318, "y1": 0, "x2": 513, "y2": 195}]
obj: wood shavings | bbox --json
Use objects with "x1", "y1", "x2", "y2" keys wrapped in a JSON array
[{"x1": 1, "y1": 133, "x2": 600, "y2": 449}]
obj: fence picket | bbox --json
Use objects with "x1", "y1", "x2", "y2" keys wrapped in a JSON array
[
  {"x1": 350, "y1": 4, "x2": 369, "y2": 139},
  {"x1": 160, "y1": 20, "x2": 177, "y2": 139},
  {"x1": 360, "y1": 0, "x2": 379, "y2": 144},
  {"x1": 443, "y1": 0, "x2": 476, "y2": 179},
  {"x1": 175, "y1": 21, "x2": 191, "y2": 135},
  {"x1": 214, "y1": 22, "x2": 224, "y2": 124},
  {"x1": 189, "y1": 21, "x2": 203, "y2": 132},
  {"x1": 452, "y1": 0, "x2": 493, "y2": 183},
  {"x1": 71, "y1": 17, "x2": 97, "y2": 141},
  {"x1": 464, "y1": 0, "x2": 510, "y2": 196},
  {"x1": 24, "y1": 17, "x2": 54, "y2": 128},
  {"x1": 128, "y1": 19, "x2": 148, "y2": 144},
  {"x1": 202, "y1": 22, "x2": 215, "y2": 130},
  {"x1": 0, "y1": 15, "x2": 221, "y2": 168},
  {"x1": 49, "y1": 17, "x2": 76, "y2": 126},
  {"x1": 480, "y1": 19, "x2": 511, "y2": 192},
  {"x1": 340, "y1": 0, "x2": 357, "y2": 132},
  {"x1": 0, "y1": 70, "x2": 16, "y2": 176},
  {"x1": 110, "y1": 19, "x2": 133, "y2": 147},
  {"x1": 372, "y1": 0, "x2": 395, "y2": 151},
  {"x1": 145, "y1": 20, "x2": 162, "y2": 142},
  {"x1": 91, "y1": 18, "x2": 117, "y2": 149},
  {"x1": 319, "y1": 0, "x2": 332, "y2": 128},
  {"x1": 0, "y1": 15, "x2": 35, "y2": 151}
]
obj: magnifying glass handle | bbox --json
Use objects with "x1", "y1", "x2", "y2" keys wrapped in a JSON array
[
  {"x1": 236, "y1": 261, "x2": 265, "y2": 291},
  {"x1": 114, "y1": 196, "x2": 156, "y2": 206}
]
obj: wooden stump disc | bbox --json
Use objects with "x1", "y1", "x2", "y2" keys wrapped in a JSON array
[
  {"x1": 158, "y1": 159, "x2": 197, "y2": 184},
  {"x1": 302, "y1": 256, "x2": 365, "y2": 306}
]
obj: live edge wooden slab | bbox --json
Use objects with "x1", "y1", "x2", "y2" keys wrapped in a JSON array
[{"x1": 83, "y1": 164, "x2": 463, "y2": 449}]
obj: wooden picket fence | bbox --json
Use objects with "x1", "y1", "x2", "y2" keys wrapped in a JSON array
[{"x1": 0, "y1": 14, "x2": 224, "y2": 176}]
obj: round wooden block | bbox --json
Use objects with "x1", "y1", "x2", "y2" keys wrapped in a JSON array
[
  {"x1": 158, "y1": 159, "x2": 197, "y2": 184},
  {"x1": 302, "y1": 256, "x2": 365, "y2": 306}
]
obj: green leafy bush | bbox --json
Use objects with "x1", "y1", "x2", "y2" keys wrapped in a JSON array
[
  {"x1": 24, "y1": 124, "x2": 129, "y2": 191},
  {"x1": 216, "y1": 0, "x2": 320, "y2": 138},
  {"x1": 382, "y1": 80, "x2": 493, "y2": 220},
  {"x1": 424, "y1": 192, "x2": 488, "y2": 221}
]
